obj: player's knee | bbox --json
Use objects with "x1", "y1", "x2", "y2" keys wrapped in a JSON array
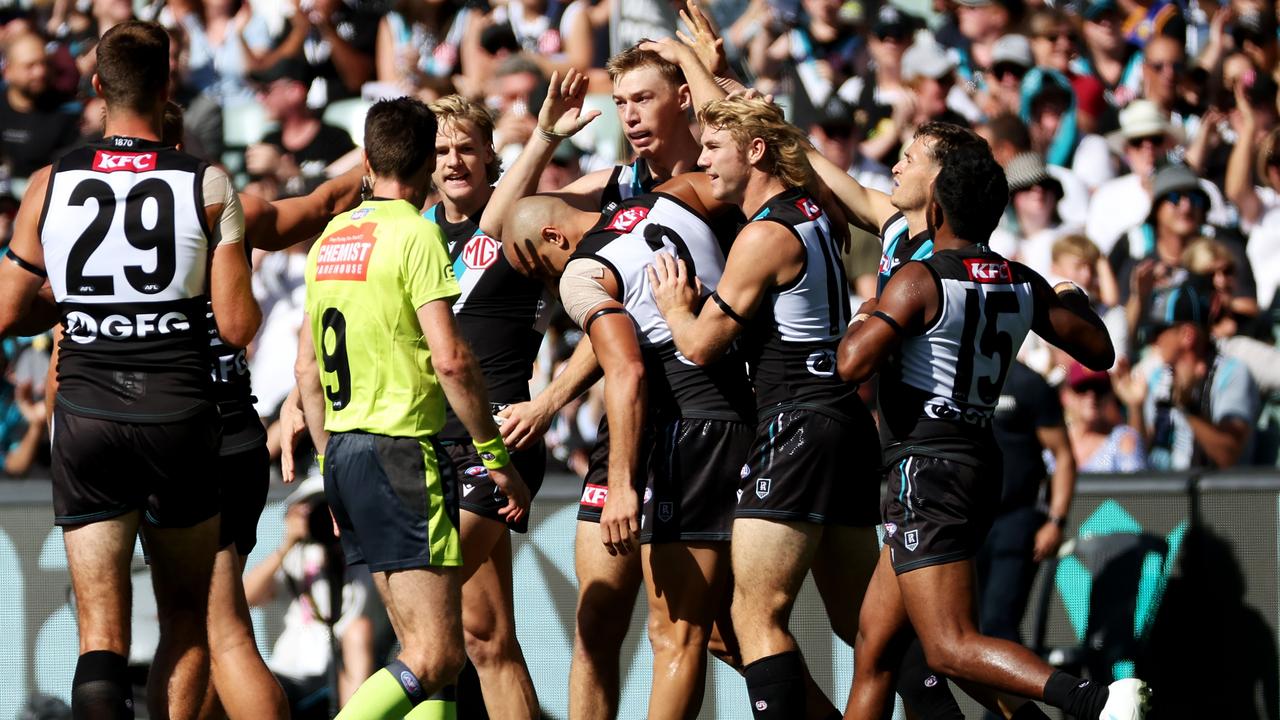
[
  {"x1": 918, "y1": 635, "x2": 967, "y2": 679},
  {"x1": 464, "y1": 623, "x2": 515, "y2": 669},
  {"x1": 647, "y1": 615, "x2": 709, "y2": 658},
  {"x1": 576, "y1": 598, "x2": 628, "y2": 649},
  {"x1": 400, "y1": 644, "x2": 467, "y2": 687},
  {"x1": 730, "y1": 586, "x2": 789, "y2": 631}
]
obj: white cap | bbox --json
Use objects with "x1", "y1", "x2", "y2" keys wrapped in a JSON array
[
  {"x1": 902, "y1": 38, "x2": 957, "y2": 81},
  {"x1": 991, "y1": 34, "x2": 1033, "y2": 68}
]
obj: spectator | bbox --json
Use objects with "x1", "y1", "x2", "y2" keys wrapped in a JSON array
[
  {"x1": 808, "y1": 95, "x2": 891, "y2": 194},
  {"x1": 374, "y1": 0, "x2": 480, "y2": 98},
  {"x1": 837, "y1": 4, "x2": 915, "y2": 163},
  {"x1": 0, "y1": 338, "x2": 47, "y2": 478},
  {"x1": 1127, "y1": 281, "x2": 1260, "y2": 470},
  {"x1": 537, "y1": 139, "x2": 585, "y2": 193},
  {"x1": 981, "y1": 33, "x2": 1032, "y2": 117},
  {"x1": 747, "y1": 0, "x2": 861, "y2": 106},
  {"x1": 475, "y1": 0, "x2": 593, "y2": 83},
  {"x1": 900, "y1": 36, "x2": 975, "y2": 132},
  {"x1": 0, "y1": 33, "x2": 80, "y2": 181},
  {"x1": 488, "y1": 55, "x2": 545, "y2": 158},
  {"x1": 1141, "y1": 35, "x2": 1196, "y2": 136},
  {"x1": 298, "y1": 0, "x2": 381, "y2": 105},
  {"x1": 1061, "y1": 361, "x2": 1147, "y2": 472},
  {"x1": 1225, "y1": 87, "x2": 1280, "y2": 312},
  {"x1": 979, "y1": 113, "x2": 1090, "y2": 228},
  {"x1": 1027, "y1": 7, "x2": 1077, "y2": 76},
  {"x1": 245, "y1": 56, "x2": 356, "y2": 197},
  {"x1": 1072, "y1": 0, "x2": 1143, "y2": 108},
  {"x1": 989, "y1": 151, "x2": 1075, "y2": 278},
  {"x1": 949, "y1": 0, "x2": 1016, "y2": 77},
  {"x1": 1048, "y1": 234, "x2": 1127, "y2": 363},
  {"x1": 1087, "y1": 101, "x2": 1228, "y2": 256},
  {"x1": 243, "y1": 475, "x2": 376, "y2": 718}
]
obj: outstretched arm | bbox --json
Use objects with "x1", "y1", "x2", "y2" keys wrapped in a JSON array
[
  {"x1": 806, "y1": 148, "x2": 897, "y2": 234},
  {"x1": 478, "y1": 69, "x2": 600, "y2": 239},
  {"x1": 497, "y1": 336, "x2": 601, "y2": 449},
  {"x1": 246, "y1": 165, "x2": 366, "y2": 252},
  {"x1": 1028, "y1": 270, "x2": 1116, "y2": 371}
]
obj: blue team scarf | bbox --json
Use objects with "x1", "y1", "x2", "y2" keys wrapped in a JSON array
[{"x1": 1020, "y1": 67, "x2": 1080, "y2": 168}]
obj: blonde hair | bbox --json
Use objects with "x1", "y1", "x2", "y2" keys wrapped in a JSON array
[
  {"x1": 1181, "y1": 236, "x2": 1233, "y2": 274},
  {"x1": 1051, "y1": 233, "x2": 1100, "y2": 265},
  {"x1": 428, "y1": 94, "x2": 502, "y2": 183},
  {"x1": 605, "y1": 43, "x2": 685, "y2": 87},
  {"x1": 697, "y1": 96, "x2": 815, "y2": 190}
]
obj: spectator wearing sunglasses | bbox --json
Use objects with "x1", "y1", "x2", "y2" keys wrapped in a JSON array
[
  {"x1": 980, "y1": 33, "x2": 1031, "y2": 117},
  {"x1": 840, "y1": 5, "x2": 919, "y2": 164},
  {"x1": 1140, "y1": 35, "x2": 1197, "y2": 138},
  {"x1": 1060, "y1": 361, "x2": 1146, "y2": 473}
]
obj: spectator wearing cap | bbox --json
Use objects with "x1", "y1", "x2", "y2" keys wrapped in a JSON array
[
  {"x1": 1061, "y1": 361, "x2": 1147, "y2": 472},
  {"x1": 808, "y1": 95, "x2": 892, "y2": 194},
  {"x1": 1127, "y1": 280, "x2": 1260, "y2": 470},
  {"x1": 1086, "y1": 101, "x2": 1229, "y2": 255},
  {"x1": 990, "y1": 151, "x2": 1076, "y2": 278},
  {"x1": 0, "y1": 32, "x2": 80, "y2": 182},
  {"x1": 747, "y1": 0, "x2": 862, "y2": 107},
  {"x1": 900, "y1": 35, "x2": 979, "y2": 130},
  {"x1": 839, "y1": 4, "x2": 917, "y2": 163},
  {"x1": 981, "y1": 33, "x2": 1031, "y2": 117},
  {"x1": 245, "y1": 56, "x2": 355, "y2": 198},
  {"x1": 537, "y1": 137, "x2": 585, "y2": 193},
  {"x1": 1072, "y1": 0, "x2": 1144, "y2": 107}
]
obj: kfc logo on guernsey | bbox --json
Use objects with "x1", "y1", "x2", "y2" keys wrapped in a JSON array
[
  {"x1": 963, "y1": 259, "x2": 1013, "y2": 283},
  {"x1": 606, "y1": 206, "x2": 649, "y2": 233},
  {"x1": 92, "y1": 151, "x2": 157, "y2": 173},
  {"x1": 315, "y1": 224, "x2": 377, "y2": 281},
  {"x1": 462, "y1": 234, "x2": 500, "y2": 270}
]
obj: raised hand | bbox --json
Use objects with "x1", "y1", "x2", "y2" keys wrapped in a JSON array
[
  {"x1": 538, "y1": 68, "x2": 602, "y2": 139},
  {"x1": 677, "y1": 0, "x2": 729, "y2": 76}
]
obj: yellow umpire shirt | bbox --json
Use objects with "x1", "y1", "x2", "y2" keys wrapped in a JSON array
[{"x1": 305, "y1": 198, "x2": 460, "y2": 439}]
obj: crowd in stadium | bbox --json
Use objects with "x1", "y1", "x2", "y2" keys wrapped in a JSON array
[
  {"x1": 2, "y1": 0, "x2": 1279, "y2": 479},
  {"x1": 0, "y1": 0, "x2": 1276, "y2": 718}
]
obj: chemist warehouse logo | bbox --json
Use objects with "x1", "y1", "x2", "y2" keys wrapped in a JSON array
[{"x1": 315, "y1": 224, "x2": 377, "y2": 281}]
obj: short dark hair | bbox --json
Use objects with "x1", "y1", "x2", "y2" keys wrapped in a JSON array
[
  {"x1": 363, "y1": 97, "x2": 438, "y2": 181},
  {"x1": 933, "y1": 143, "x2": 1009, "y2": 243},
  {"x1": 96, "y1": 21, "x2": 170, "y2": 114},
  {"x1": 984, "y1": 112, "x2": 1032, "y2": 152},
  {"x1": 914, "y1": 121, "x2": 988, "y2": 163}
]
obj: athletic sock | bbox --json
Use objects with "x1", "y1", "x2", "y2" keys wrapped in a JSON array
[
  {"x1": 404, "y1": 687, "x2": 457, "y2": 720},
  {"x1": 335, "y1": 661, "x2": 427, "y2": 719},
  {"x1": 893, "y1": 638, "x2": 964, "y2": 719},
  {"x1": 1042, "y1": 671, "x2": 1110, "y2": 720},
  {"x1": 744, "y1": 651, "x2": 808, "y2": 719},
  {"x1": 1010, "y1": 702, "x2": 1053, "y2": 719},
  {"x1": 71, "y1": 650, "x2": 134, "y2": 720}
]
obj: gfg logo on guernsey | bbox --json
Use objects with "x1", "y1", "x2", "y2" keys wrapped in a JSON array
[
  {"x1": 65, "y1": 310, "x2": 190, "y2": 344},
  {"x1": 92, "y1": 150, "x2": 157, "y2": 172}
]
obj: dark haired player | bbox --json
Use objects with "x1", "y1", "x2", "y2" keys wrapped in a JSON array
[
  {"x1": 0, "y1": 20, "x2": 260, "y2": 720},
  {"x1": 836, "y1": 141, "x2": 1148, "y2": 720}
]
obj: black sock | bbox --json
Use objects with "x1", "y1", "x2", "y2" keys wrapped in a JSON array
[
  {"x1": 1010, "y1": 702, "x2": 1053, "y2": 719},
  {"x1": 71, "y1": 650, "x2": 133, "y2": 720},
  {"x1": 455, "y1": 658, "x2": 485, "y2": 720},
  {"x1": 744, "y1": 651, "x2": 808, "y2": 719},
  {"x1": 1043, "y1": 671, "x2": 1110, "y2": 719},
  {"x1": 894, "y1": 638, "x2": 964, "y2": 720}
]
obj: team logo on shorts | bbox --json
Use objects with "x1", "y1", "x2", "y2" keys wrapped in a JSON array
[
  {"x1": 904, "y1": 529, "x2": 919, "y2": 551},
  {"x1": 755, "y1": 700, "x2": 769, "y2": 711},
  {"x1": 755, "y1": 478, "x2": 772, "y2": 499},
  {"x1": 740, "y1": 464, "x2": 751, "y2": 479},
  {"x1": 658, "y1": 501, "x2": 674, "y2": 522},
  {"x1": 465, "y1": 465, "x2": 489, "y2": 478},
  {"x1": 805, "y1": 349, "x2": 837, "y2": 378},
  {"x1": 924, "y1": 675, "x2": 938, "y2": 688},
  {"x1": 643, "y1": 487, "x2": 653, "y2": 504}
]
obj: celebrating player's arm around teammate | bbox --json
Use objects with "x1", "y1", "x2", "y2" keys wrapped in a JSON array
[
  {"x1": 835, "y1": 141, "x2": 1149, "y2": 720},
  {"x1": 418, "y1": 70, "x2": 597, "y2": 720},
  {"x1": 646, "y1": 95, "x2": 882, "y2": 720},
  {"x1": 502, "y1": 168, "x2": 756, "y2": 719},
  {"x1": 0, "y1": 21, "x2": 260, "y2": 720},
  {"x1": 294, "y1": 96, "x2": 528, "y2": 720}
]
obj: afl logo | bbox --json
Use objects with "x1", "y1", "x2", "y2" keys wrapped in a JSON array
[
  {"x1": 805, "y1": 349, "x2": 836, "y2": 377},
  {"x1": 463, "y1": 235, "x2": 500, "y2": 270},
  {"x1": 465, "y1": 465, "x2": 489, "y2": 478}
]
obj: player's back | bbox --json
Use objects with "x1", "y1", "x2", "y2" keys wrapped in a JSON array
[
  {"x1": 305, "y1": 198, "x2": 460, "y2": 439},
  {"x1": 41, "y1": 136, "x2": 217, "y2": 422},
  {"x1": 879, "y1": 244, "x2": 1038, "y2": 465}
]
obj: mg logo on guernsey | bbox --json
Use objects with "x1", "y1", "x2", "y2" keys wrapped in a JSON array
[
  {"x1": 605, "y1": 206, "x2": 649, "y2": 233},
  {"x1": 963, "y1": 259, "x2": 1013, "y2": 283},
  {"x1": 462, "y1": 234, "x2": 500, "y2": 270},
  {"x1": 92, "y1": 150, "x2": 157, "y2": 173}
]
